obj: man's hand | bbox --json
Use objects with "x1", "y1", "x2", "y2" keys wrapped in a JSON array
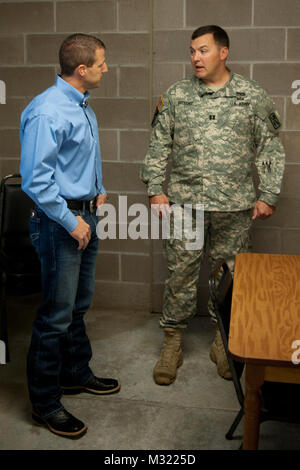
[
  {"x1": 69, "y1": 216, "x2": 91, "y2": 250},
  {"x1": 149, "y1": 194, "x2": 172, "y2": 218},
  {"x1": 96, "y1": 193, "x2": 108, "y2": 208},
  {"x1": 252, "y1": 200, "x2": 276, "y2": 220}
]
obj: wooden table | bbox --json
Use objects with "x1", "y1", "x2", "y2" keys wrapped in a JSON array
[{"x1": 228, "y1": 252, "x2": 300, "y2": 450}]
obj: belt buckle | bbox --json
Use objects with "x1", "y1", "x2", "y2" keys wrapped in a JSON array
[{"x1": 89, "y1": 199, "x2": 95, "y2": 213}]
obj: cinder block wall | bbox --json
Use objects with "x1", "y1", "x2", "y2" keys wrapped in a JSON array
[{"x1": 0, "y1": 0, "x2": 299, "y2": 313}]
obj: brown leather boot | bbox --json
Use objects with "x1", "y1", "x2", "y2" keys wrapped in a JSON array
[
  {"x1": 153, "y1": 328, "x2": 183, "y2": 385},
  {"x1": 210, "y1": 327, "x2": 232, "y2": 380}
]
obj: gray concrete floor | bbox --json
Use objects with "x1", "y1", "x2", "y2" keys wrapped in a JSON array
[{"x1": 0, "y1": 294, "x2": 299, "y2": 451}]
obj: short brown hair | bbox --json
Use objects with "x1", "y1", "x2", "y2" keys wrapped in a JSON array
[
  {"x1": 191, "y1": 25, "x2": 230, "y2": 49},
  {"x1": 59, "y1": 33, "x2": 106, "y2": 76}
]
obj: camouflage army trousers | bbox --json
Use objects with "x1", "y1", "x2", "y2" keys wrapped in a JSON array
[{"x1": 160, "y1": 209, "x2": 253, "y2": 329}]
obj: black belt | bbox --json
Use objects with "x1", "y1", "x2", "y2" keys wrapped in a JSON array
[{"x1": 66, "y1": 198, "x2": 97, "y2": 213}]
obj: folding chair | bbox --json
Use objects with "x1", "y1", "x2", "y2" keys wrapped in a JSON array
[
  {"x1": 0, "y1": 174, "x2": 41, "y2": 363},
  {"x1": 209, "y1": 260, "x2": 300, "y2": 445}
]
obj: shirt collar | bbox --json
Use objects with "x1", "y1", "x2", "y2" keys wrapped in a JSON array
[
  {"x1": 55, "y1": 75, "x2": 90, "y2": 107},
  {"x1": 193, "y1": 69, "x2": 237, "y2": 98}
]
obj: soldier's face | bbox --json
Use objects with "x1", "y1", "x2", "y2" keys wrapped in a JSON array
[{"x1": 190, "y1": 33, "x2": 228, "y2": 84}]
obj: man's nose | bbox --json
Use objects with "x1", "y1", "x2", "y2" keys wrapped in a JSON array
[{"x1": 193, "y1": 51, "x2": 201, "y2": 61}]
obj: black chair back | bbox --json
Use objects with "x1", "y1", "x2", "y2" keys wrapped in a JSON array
[
  {"x1": 0, "y1": 174, "x2": 42, "y2": 362},
  {"x1": 0, "y1": 175, "x2": 36, "y2": 263}
]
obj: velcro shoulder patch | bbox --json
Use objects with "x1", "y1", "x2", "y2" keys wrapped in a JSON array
[
  {"x1": 256, "y1": 101, "x2": 281, "y2": 133},
  {"x1": 268, "y1": 111, "x2": 281, "y2": 130}
]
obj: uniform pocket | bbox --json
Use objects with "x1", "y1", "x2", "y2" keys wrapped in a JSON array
[
  {"x1": 174, "y1": 103, "x2": 203, "y2": 143},
  {"x1": 224, "y1": 107, "x2": 252, "y2": 136}
]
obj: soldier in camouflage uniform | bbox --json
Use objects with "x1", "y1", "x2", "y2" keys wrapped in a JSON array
[{"x1": 140, "y1": 25, "x2": 285, "y2": 385}]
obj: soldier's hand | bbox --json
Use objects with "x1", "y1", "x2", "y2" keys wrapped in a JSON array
[
  {"x1": 252, "y1": 201, "x2": 276, "y2": 220},
  {"x1": 149, "y1": 194, "x2": 172, "y2": 219},
  {"x1": 69, "y1": 216, "x2": 91, "y2": 250}
]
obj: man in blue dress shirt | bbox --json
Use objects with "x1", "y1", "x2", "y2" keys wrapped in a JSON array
[{"x1": 20, "y1": 34, "x2": 120, "y2": 439}]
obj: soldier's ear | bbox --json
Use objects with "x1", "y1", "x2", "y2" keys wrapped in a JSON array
[{"x1": 220, "y1": 47, "x2": 229, "y2": 61}]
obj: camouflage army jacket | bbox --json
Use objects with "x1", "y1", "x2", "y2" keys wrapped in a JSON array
[{"x1": 140, "y1": 72, "x2": 285, "y2": 210}]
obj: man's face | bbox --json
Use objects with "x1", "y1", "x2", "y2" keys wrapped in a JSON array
[
  {"x1": 190, "y1": 33, "x2": 228, "y2": 84},
  {"x1": 83, "y1": 47, "x2": 108, "y2": 89}
]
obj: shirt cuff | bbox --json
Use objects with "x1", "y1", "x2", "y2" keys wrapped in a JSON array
[
  {"x1": 147, "y1": 185, "x2": 163, "y2": 197},
  {"x1": 98, "y1": 184, "x2": 106, "y2": 195},
  {"x1": 258, "y1": 192, "x2": 279, "y2": 207},
  {"x1": 60, "y1": 210, "x2": 79, "y2": 232}
]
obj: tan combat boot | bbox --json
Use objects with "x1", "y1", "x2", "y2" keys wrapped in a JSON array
[
  {"x1": 153, "y1": 328, "x2": 183, "y2": 385},
  {"x1": 210, "y1": 327, "x2": 232, "y2": 380}
]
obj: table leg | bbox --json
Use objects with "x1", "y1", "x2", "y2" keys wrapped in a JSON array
[{"x1": 243, "y1": 364, "x2": 265, "y2": 450}]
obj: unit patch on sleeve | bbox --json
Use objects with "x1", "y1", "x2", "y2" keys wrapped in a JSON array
[
  {"x1": 151, "y1": 95, "x2": 165, "y2": 128},
  {"x1": 157, "y1": 94, "x2": 164, "y2": 111}
]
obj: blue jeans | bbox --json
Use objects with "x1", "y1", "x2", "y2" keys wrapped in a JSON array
[{"x1": 28, "y1": 207, "x2": 99, "y2": 418}]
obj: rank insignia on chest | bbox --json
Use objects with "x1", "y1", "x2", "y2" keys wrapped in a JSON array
[
  {"x1": 209, "y1": 114, "x2": 216, "y2": 120},
  {"x1": 236, "y1": 92, "x2": 246, "y2": 101}
]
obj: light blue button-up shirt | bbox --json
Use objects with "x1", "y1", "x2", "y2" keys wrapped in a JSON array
[{"x1": 20, "y1": 75, "x2": 105, "y2": 232}]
